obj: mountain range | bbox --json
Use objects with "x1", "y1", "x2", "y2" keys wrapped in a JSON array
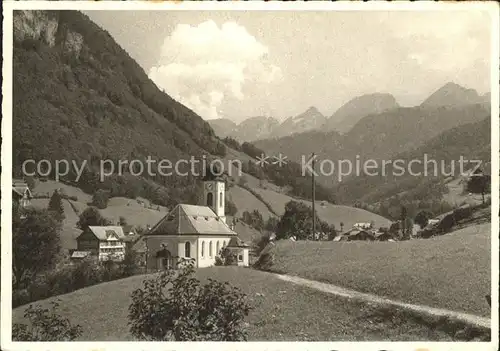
[
  {"x1": 210, "y1": 84, "x2": 490, "y2": 143},
  {"x1": 13, "y1": 10, "x2": 492, "y2": 220}
]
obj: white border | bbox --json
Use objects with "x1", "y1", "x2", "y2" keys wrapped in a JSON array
[{"x1": 1, "y1": 1, "x2": 499, "y2": 351}]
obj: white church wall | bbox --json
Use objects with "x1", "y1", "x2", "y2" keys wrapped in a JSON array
[{"x1": 197, "y1": 236, "x2": 232, "y2": 268}]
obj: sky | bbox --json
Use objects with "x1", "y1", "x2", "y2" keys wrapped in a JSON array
[{"x1": 85, "y1": 9, "x2": 493, "y2": 122}]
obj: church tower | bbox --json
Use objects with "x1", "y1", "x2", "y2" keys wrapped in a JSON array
[{"x1": 202, "y1": 167, "x2": 226, "y2": 223}]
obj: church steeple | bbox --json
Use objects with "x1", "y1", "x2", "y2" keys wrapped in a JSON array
[{"x1": 201, "y1": 165, "x2": 226, "y2": 223}]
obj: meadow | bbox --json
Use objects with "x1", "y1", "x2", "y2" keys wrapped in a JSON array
[
  {"x1": 270, "y1": 223, "x2": 491, "y2": 316},
  {"x1": 13, "y1": 267, "x2": 465, "y2": 341}
]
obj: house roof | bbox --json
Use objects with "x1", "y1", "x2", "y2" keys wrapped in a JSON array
[
  {"x1": 122, "y1": 225, "x2": 136, "y2": 235},
  {"x1": 349, "y1": 229, "x2": 374, "y2": 237},
  {"x1": 12, "y1": 182, "x2": 32, "y2": 197},
  {"x1": 87, "y1": 226, "x2": 125, "y2": 240},
  {"x1": 71, "y1": 251, "x2": 91, "y2": 259},
  {"x1": 148, "y1": 204, "x2": 236, "y2": 236}
]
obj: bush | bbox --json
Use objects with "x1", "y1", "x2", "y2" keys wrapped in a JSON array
[
  {"x1": 453, "y1": 206, "x2": 473, "y2": 222},
  {"x1": 91, "y1": 189, "x2": 110, "y2": 209},
  {"x1": 219, "y1": 247, "x2": 237, "y2": 266},
  {"x1": 71, "y1": 258, "x2": 103, "y2": 290},
  {"x1": 214, "y1": 255, "x2": 224, "y2": 266},
  {"x1": 128, "y1": 259, "x2": 252, "y2": 341},
  {"x1": 12, "y1": 301, "x2": 82, "y2": 341},
  {"x1": 436, "y1": 214, "x2": 456, "y2": 234}
]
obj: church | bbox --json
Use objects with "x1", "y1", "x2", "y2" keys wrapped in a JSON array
[{"x1": 143, "y1": 172, "x2": 249, "y2": 270}]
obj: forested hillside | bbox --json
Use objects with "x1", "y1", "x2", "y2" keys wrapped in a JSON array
[{"x1": 13, "y1": 10, "x2": 336, "y2": 208}]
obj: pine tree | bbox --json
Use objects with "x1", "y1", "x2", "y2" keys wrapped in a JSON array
[{"x1": 47, "y1": 190, "x2": 65, "y2": 222}]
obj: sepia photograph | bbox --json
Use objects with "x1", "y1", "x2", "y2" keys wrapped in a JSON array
[{"x1": 1, "y1": 0, "x2": 499, "y2": 349}]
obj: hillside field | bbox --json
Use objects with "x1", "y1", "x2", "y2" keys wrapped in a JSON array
[
  {"x1": 251, "y1": 186, "x2": 392, "y2": 229},
  {"x1": 271, "y1": 223, "x2": 491, "y2": 316},
  {"x1": 31, "y1": 181, "x2": 167, "y2": 250},
  {"x1": 12, "y1": 267, "x2": 459, "y2": 341},
  {"x1": 31, "y1": 179, "x2": 390, "y2": 251}
]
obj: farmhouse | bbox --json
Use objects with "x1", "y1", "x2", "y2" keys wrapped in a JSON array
[
  {"x1": 13, "y1": 179, "x2": 32, "y2": 208},
  {"x1": 76, "y1": 226, "x2": 127, "y2": 262},
  {"x1": 143, "y1": 174, "x2": 249, "y2": 270},
  {"x1": 348, "y1": 229, "x2": 375, "y2": 241}
]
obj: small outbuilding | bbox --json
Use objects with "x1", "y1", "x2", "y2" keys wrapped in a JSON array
[{"x1": 224, "y1": 237, "x2": 250, "y2": 267}]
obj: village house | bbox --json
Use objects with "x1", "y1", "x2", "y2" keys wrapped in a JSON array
[
  {"x1": 142, "y1": 173, "x2": 249, "y2": 270},
  {"x1": 348, "y1": 229, "x2": 375, "y2": 241},
  {"x1": 13, "y1": 179, "x2": 32, "y2": 208},
  {"x1": 75, "y1": 226, "x2": 127, "y2": 262}
]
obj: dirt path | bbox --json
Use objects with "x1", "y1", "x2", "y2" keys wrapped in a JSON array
[{"x1": 274, "y1": 273, "x2": 490, "y2": 329}]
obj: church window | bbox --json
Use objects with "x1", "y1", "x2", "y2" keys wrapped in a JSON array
[
  {"x1": 185, "y1": 242, "x2": 191, "y2": 258},
  {"x1": 201, "y1": 241, "x2": 205, "y2": 257},
  {"x1": 209, "y1": 241, "x2": 213, "y2": 257},
  {"x1": 206, "y1": 192, "x2": 213, "y2": 207},
  {"x1": 219, "y1": 192, "x2": 223, "y2": 207},
  {"x1": 216, "y1": 241, "x2": 220, "y2": 255}
]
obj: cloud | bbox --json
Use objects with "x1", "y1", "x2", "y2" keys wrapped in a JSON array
[{"x1": 148, "y1": 20, "x2": 282, "y2": 119}]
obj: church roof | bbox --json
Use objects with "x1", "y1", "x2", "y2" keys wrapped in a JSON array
[{"x1": 148, "y1": 204, "x2": 236, "y2": 236}]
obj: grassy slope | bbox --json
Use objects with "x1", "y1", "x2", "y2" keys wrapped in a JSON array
[
  {"x1": 271, "y1": 223, "x2": 491, "y2": 316},
  {"x1": 226, "y1": 185, "x2": 276, "y2": 220},
  {"x1": 12, "y1": 267, "x2": 456, "y2": 341},
  {"x1": 30, "y1": 198, "x2": 81, "y2": 251},
  {"x1": 442, "y1": 177, "x2": 485, "y2": 207},
  {"x1": 32, "y1": 181, "x2": 166, "y2": 250},
  {"x1": 32, "y1": 176, "x2": 390, "y2": 251},
  {"x1": 252, "y1": 187, "x2": 392, "y2": 229}
]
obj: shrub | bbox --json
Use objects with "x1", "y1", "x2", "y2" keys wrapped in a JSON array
[
  {"x1": 214, "y1": 255, "x2": 224, "y2": 266},
  {"x1": 453, "y1": 206, "x2": 473, "y2": 222},
  {"x1": 436, "y1": 214, "x2": 456, "y2": 234},
  {"x1": 220, "y1": 247, "x2": 237, "y2": 266},
  {"x1": 12, "y1": 301, "x2": 82, "y2": 341},
  {"x1": 414, "y1": 210, "x2": 434, "y2": 229},
  {"x1": 71, "y1": 258, "x2": 103, "y2": 289},
  {"x1": 128, "y1": 259, "x2": 252, "y2": 341},
  {"x1": 91, "y1": 189, "x2": 110, "y2": 209}
]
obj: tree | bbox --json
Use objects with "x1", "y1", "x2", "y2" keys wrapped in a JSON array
[
  {"x1": 241, "y1": 210, "x2": 264, "y2": 231},
  {"x1": 119, "y1": 216, "x2": 128, "y2": 226},
  {"x1": 238, "y1": 176, "x2": 248, "y2": 187},
  {"x1": 47, "y1": 190, "x2": 65, "y2": 222},
  {"x1": 466, "y1": 174, "x2": 491, "y2": 204},
  {"x1": 128, "y1": 259, "x2": 252, "y2": 341},
  {"x1": 12, "y1": 301, "x2": 82, "y2": 341},
  {"x1": 24, "y1": 175, "x2": 36, "y2": 190},
  {"x1": 414, "y1": 210, "x2": 433, "y2": 229},
  {"x1": 91, "y1": 189, "x2": 110, "y2": 209},
  {"x1": 13, "y1": 208, "x2": 61, "y2": 289},
  {"x1": 76, "y1": 206, "x2": 111, "y2": 230},
  {"x1": 225, "y1": 198, "x2": 238, "y2": 216},
  {"x1": 276, "y1": 201, "x2": 317, "y2": 240},
  {"x1": 264, "y1": 217, "x2": 279, "y2": 232},
  {"x1": 121, "y1": 249, "x2": 138, "y2": 277}
]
